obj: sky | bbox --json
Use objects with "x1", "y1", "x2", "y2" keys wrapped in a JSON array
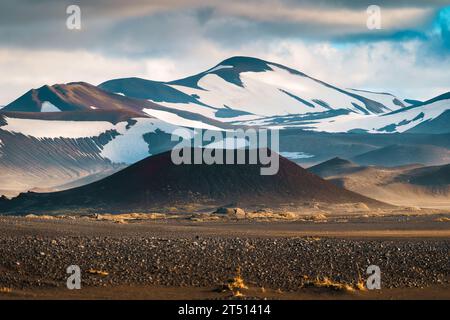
[{"x1": 0, "y1": 0, "x2": 449, "y2": 104}]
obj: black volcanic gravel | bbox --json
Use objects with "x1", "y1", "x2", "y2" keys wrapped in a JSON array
[{"x1": 0, "y1": 235, "x2": 448, "y2": 290}]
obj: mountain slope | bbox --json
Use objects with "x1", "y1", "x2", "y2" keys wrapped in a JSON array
[
  {"x1": 0, "y1": 149, "x2": 385, "y2": 214},
  {"x1": 0, "y1": 127, "x2": 121, "y2": 197},
  {"x1": 3, "y1": 82, "x2": 148, "y2": 115},
  {"x1": 396, "y1": 164, "x2": 450, "y2": 186},
  {"x1": 100, "y1": 77, "x2": 207, "y2": 105},
  {"x1": 247, "y1": 94, "x2": 450, "y2": 133},
  {"x1": 348, "y1": 88, "x2": 407, "y2": 110},
  {"x1": 351, "y1": 144, "x2": 450, "y2": 167},
  {"x1": 406, "y1": 110, "x2": 450, "y2": 134},
  {"x1": 308, "y1": 158, "x2": 450, "y2": 209},
  {"x1": 308, "y1": 157, "x2": 364, "y2": 177}
]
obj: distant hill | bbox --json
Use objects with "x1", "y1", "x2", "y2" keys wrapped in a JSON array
[
  {"x1": 307, "y1": 158, "x2": 450, "y2": 209},
  {"x1": 0, "y1": 149, "x2": 385, "y2": 215},
  {"x1": 308, "y1": 157, "x2": 363, "y2": 177},
  {"x1": 351, "y1": 144, "x2": 450, "y2": 167},
  {"x1": 396, "y1": 164, "x2": 450, "y2": 186}
]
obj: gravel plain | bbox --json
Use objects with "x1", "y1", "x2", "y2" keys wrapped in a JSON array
[{"x1": 0, "y1": 215, "x2": 448, "y2": 299}]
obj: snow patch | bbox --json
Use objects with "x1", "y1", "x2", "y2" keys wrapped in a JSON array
[
  {"x1": 205, "y1": 137, "x2": 248, "y2": 149},
  {"x1": 348, "y1": 89, "x2": 403, "y2": 111},
  {"x1": 207, "y1": 65, "x2": 233, "y2": 73},
  {"x1": 280, "y1": 151, "x2": 314, "y2": 159},
  {"x1": 143, "y1": 108, "x2": 222, "y2": 130},
  {"x1": 1, "y1": 117, "x2": 116, "y2": 138},
  {"x1": 148, "y1": 101, "x2": 217, "y2": 119},
  {"x1": 100, "y1": 118, "x2": 180, "y2": 164},
  {"x1": 41, "y1": 101, "x2": 61, "y2": 112},
  {"x1": 289, "y1": 99, "x2": 450, "y2": 133}
]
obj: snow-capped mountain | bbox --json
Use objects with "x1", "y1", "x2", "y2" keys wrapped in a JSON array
[
  {"x1": 100, "y1": 56, "x2": 407, "y2": 122},
  {"x1": 99, "y1": 56, "x2": 449, "y2": 134}
]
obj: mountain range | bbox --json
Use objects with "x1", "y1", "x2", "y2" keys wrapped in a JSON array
[
  {"x1": 0, "y1": 56, "x2": 449, "y2": 201},
  {"x1": 3, "y1": 56, "x2": 449, "y2": 134}
]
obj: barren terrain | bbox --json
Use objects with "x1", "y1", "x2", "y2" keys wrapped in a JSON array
[{"x1": 0, "y1": 212, "x2": 448, "y2": 300}]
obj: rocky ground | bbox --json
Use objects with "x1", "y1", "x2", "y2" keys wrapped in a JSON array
[{"x1": 0, "y1": 214, "x2": 449, "y2": 299}]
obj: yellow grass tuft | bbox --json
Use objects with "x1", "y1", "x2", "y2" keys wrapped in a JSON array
[
  {"x1": 233, "y1": 290, "x2": 244, "y2": 298},
  {"x1": 95, "y1": 213, "x2": 167, "y2": 223},
  {"x1": 87, "y1": 269, "x2": 109, "y2": 276},
  {"x1": 355, "y1": 266, "x2": 367, "y2": 291},
  {"x1": 226, "y1": 267, "x2": 248, "y2": 291},
  {"x1": 356, "y1": 279, "x2": 367, "y2": 291},
  {"x1": 305, "y1": 277, "x2": 356, "y2": 292},
  {"x1": 219, "y1": 267, "x2": 249, "y2": 298}
]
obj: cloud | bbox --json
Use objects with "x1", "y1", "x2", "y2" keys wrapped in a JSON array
[
  {"x1": 216, "y1": 2, "x2": 433, "y2": 30},
  {"x1": 0, "y1": 0, "x2": 444, "y2": 51},
  {"x1": 0, "y1": 1, "x2": 449, "y2": 104}
]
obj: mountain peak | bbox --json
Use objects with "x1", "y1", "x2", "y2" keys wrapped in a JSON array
[
  {"x1": 311, "y1": 157, "x2": 356, "y2": 170},
  {"x1": 308, "y1": 157, "x2": 361, "y2": 178},
  {"x1": 216, "y1": 56, "x2": 305, "y2": 77},
  {"x1": 1, "y1": 81, "x2": 149, "y2": 119},
  {"x1": 324, "y1": 157, "x2": 354, "y2": 166},
  {"x1": 218, "y1": 56, "x2": 271, "y2": 69}
]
